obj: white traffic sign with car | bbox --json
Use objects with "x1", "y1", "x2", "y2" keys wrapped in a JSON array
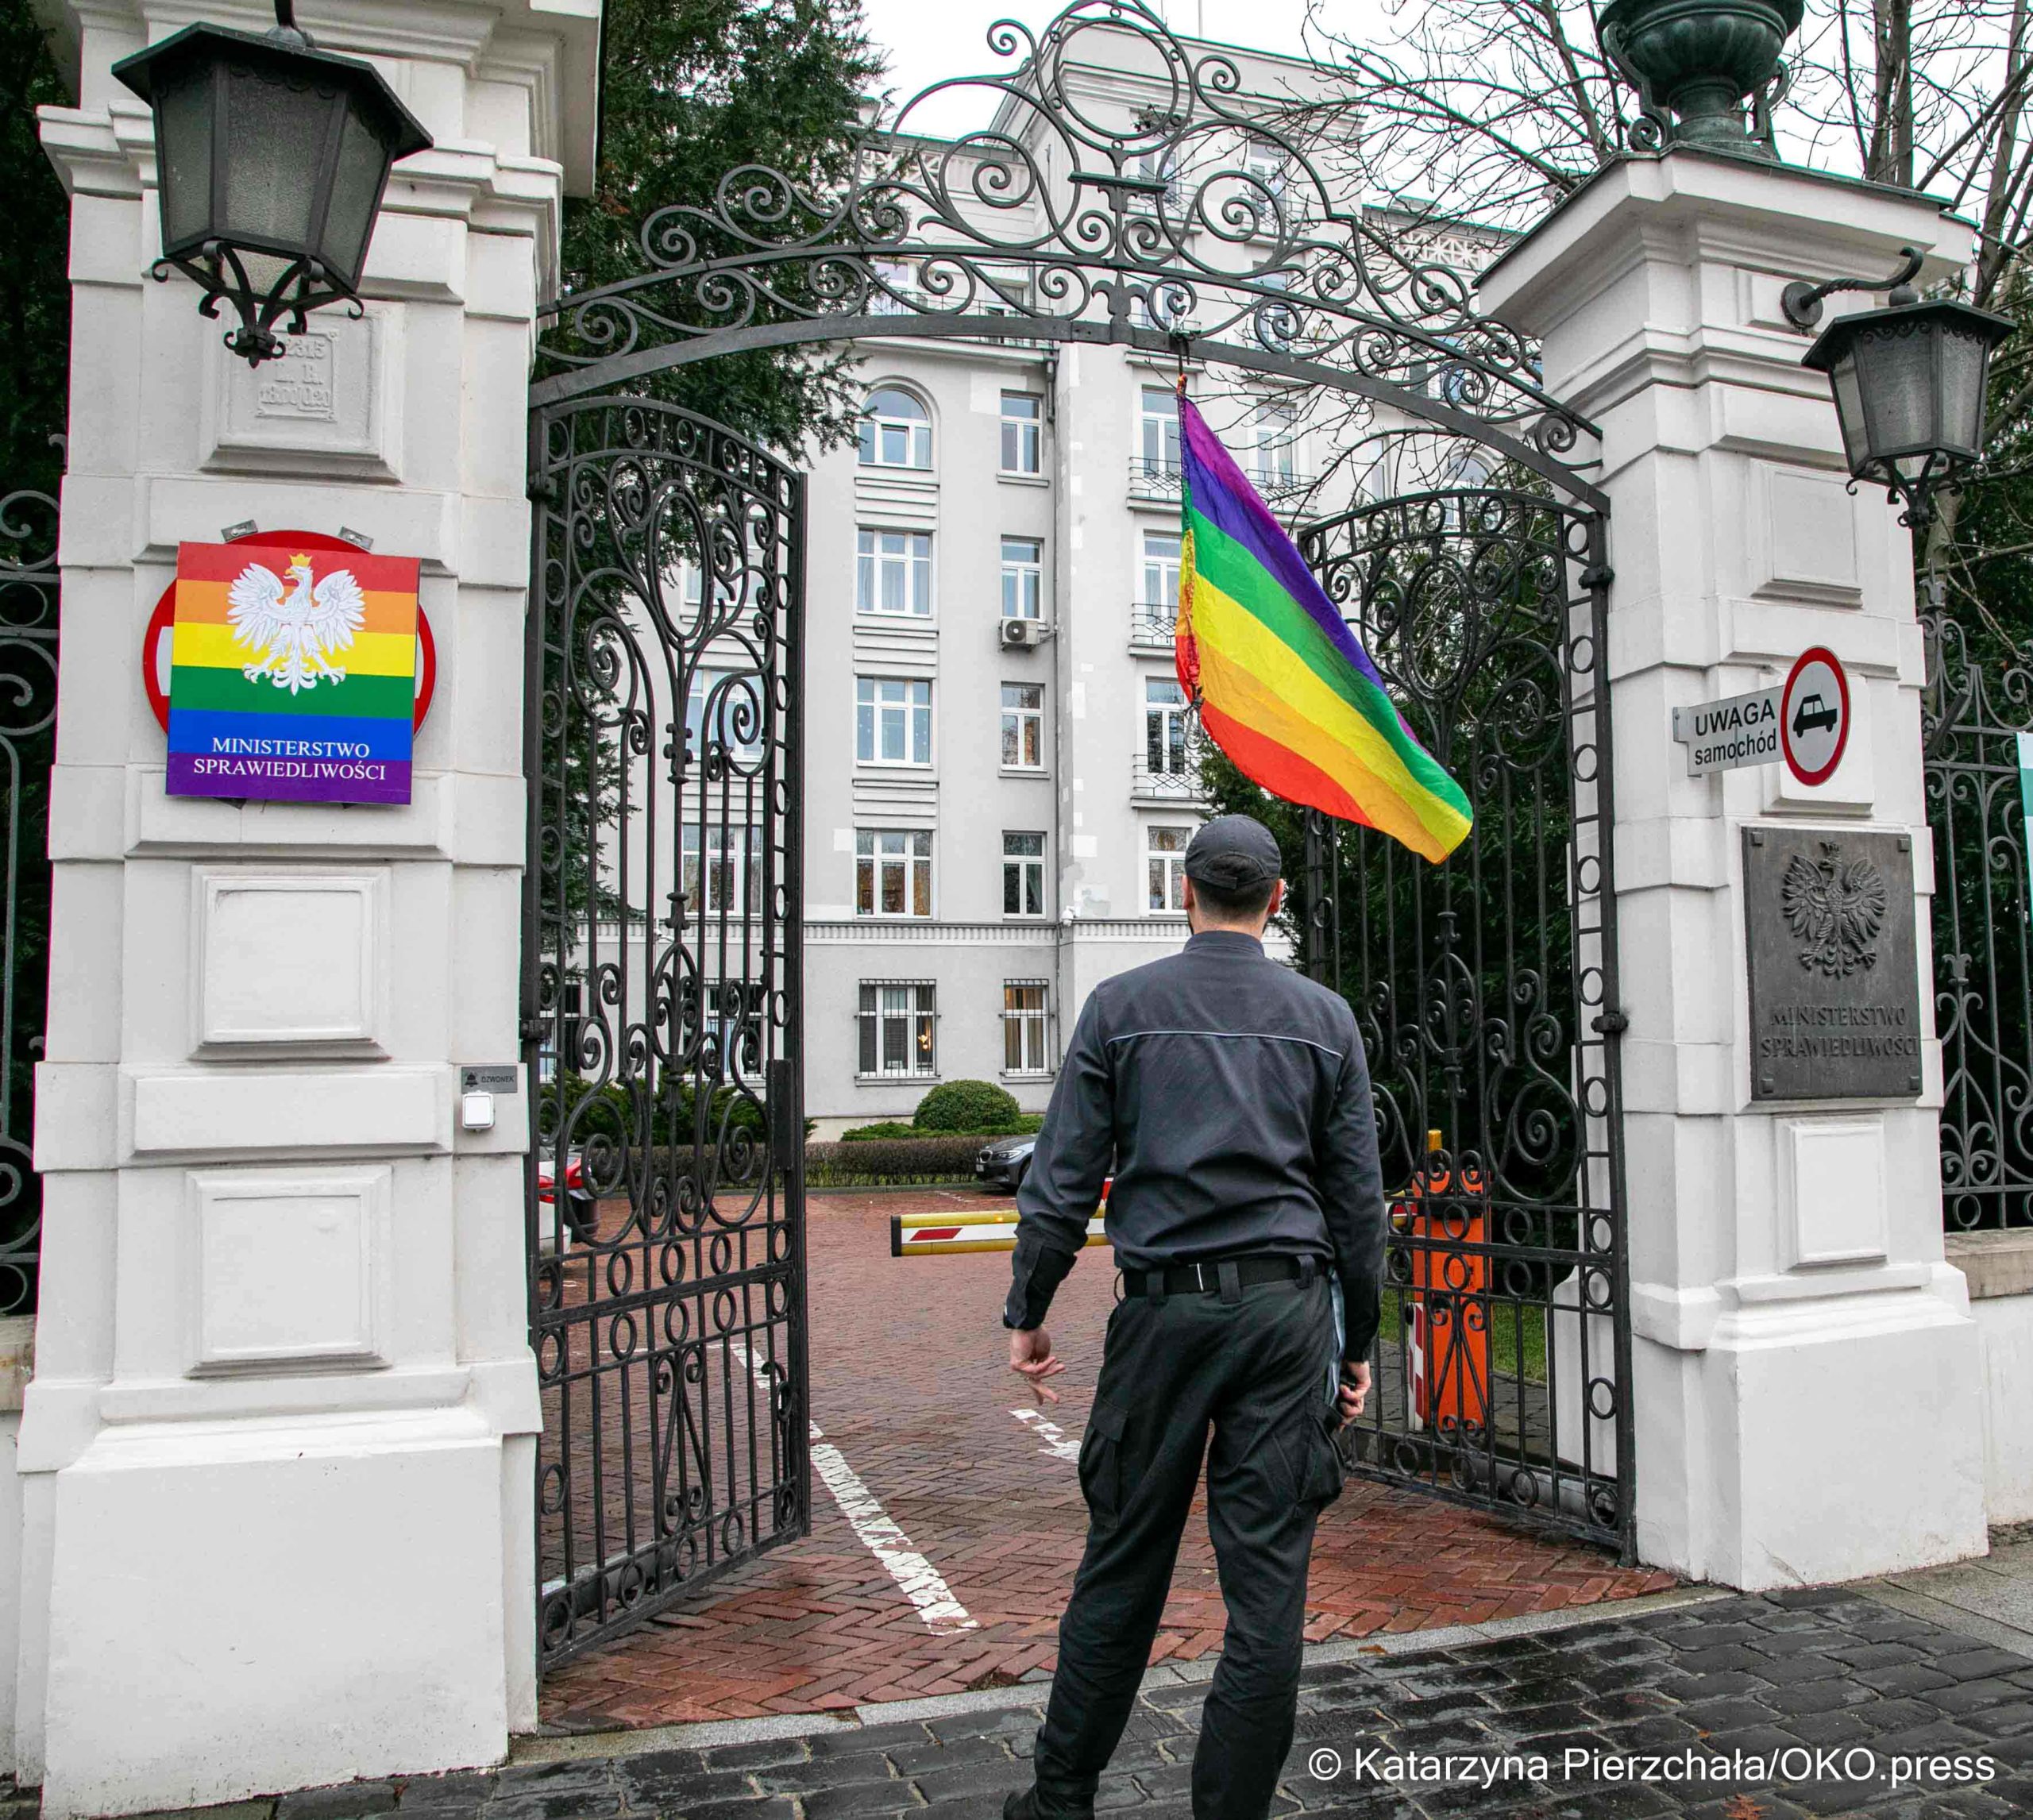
[{"x1": 1780, "y1": 645, "x2": 1850, "y2": 786}]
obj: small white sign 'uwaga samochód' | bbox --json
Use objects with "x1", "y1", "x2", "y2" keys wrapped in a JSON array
[{"x1": 1672, "y1": 684, "x2": 1782, "y2": 777}]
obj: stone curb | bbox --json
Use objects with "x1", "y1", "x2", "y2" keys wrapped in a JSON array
[{"x1": 508, "y1": 1582, "x2": 1733, "y2": 1766}]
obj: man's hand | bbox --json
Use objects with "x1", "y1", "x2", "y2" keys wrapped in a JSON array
[
  {"x1": 1009, "y1": 1327, "x2": 1067, "y2": 1405},
  {"x1": 1336, "y1": 1359, "x2": 1371, "y2": 1427}
]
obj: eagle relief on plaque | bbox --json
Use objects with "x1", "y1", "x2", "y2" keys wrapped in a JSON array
[{"x1": 1742, "y1": 826, "x2": 1922, "y2": 1101}]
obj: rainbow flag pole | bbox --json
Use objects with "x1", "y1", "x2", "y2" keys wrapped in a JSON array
[{"x1": 1174, "y1": 394, "x2": 1472, "y2": 864}]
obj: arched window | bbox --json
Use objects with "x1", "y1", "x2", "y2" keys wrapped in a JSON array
[{"x1": 858, "y1": 387, "x2": 932, "y2": 469}]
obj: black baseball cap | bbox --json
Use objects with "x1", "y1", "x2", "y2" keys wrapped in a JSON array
[{"x1": 1183, "y1": 815, "x2": 1283, "y2": 892}]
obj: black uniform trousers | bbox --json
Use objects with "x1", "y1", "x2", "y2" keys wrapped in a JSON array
[{"x1": 1032, "y1": 1266, "x2": 1345, "y2": 1820}]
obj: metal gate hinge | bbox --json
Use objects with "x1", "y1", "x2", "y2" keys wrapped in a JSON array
[
  {"x1": 1579, "y1": 564, "x2": 1614, "y2": 590},
  {"x1": 519, "y1": 1016, "x2": 548, "y2": 1043},
  {"x1": 527, "y1": 477, "x2": 558, "y2": 506},
  {"x1": 1591, "y1": 1008, "x2": 1630, "y2": 1035}
]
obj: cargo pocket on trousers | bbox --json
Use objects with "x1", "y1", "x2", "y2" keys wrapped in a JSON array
[
  {"x1": 1078, "y1": 1394, "x2": 1129, "y2": 1528},
  {"x1": 1275, "y1": 1408, "x2": 1345, "y2": 1510}
]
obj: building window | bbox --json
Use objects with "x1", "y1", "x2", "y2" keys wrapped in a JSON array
[
  {"x1": 857, "y1": 529, "x2": 933, "y2": 618},
  {"x1": 1131, "y1": 145, "x2": 1181, "y2": 209},
  {"x1": 1001, "y1": 392, "x2": 1041, "y2": 474},
  {"x1": 1001, "y1": 682, "x2": 1044, "y2": 770},
  {"x1": 1003, "y1": 831, "x2": 1046, "y2": 917},
  {"x1": 869, "y1": 260, "x2": 923, "y2": 317},
  {"x1": 1140, "y1": 531, "x2": 1181, "y2": 641},
  {"x1": 1140, "y1": 386, "x2": 1181, "y2": 479},
  {"x1": 1257, "y1": 268, "x2": 1298, "y2": 352},
  {"x1": 856, "y1": 676, "x2": 932, "y2": 766},
  {"x1": 856, "y1": 829, "x2": 932, "y2": 918},
  {"x1": 858, "y1": 387, "x2": 932, "y2": 469},
  {"x1": 1002, "y1": 981, "x2": 1051, "y2": 1074},
  {"x1": 1244, "y1": 136, "x2": 1288, "y2": 197},
  {"x1": 1251, "y1": 404, "x2": 1296, "y2": 487},
  {"x1": 858, "y1": 981, "x2": 937, "y2": 1077},
  {"x1": 682, "y1": 823, "x2": 762, "y2": 918},
  {"x1": 1146, "y1": 677, "x2": 1191, "y2": 776},
  {"x1": 1148, "y1": 823, "x2": 1190, "y2": 913},
  {"x1": 1001, "y1": 537, "x2": 1043, "y2": 621},
  {"x1": 685, "y1": 667, "x2": 766, "y2": 767}
]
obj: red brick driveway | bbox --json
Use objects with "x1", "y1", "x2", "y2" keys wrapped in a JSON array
[{"x1": 538, "y1": 1190, "x2": 1675, "y2": 1729}]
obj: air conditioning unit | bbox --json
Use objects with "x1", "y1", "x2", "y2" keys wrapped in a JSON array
[{"x1": 1001, "y1": 618, "x2": 1047, "y2": 649}]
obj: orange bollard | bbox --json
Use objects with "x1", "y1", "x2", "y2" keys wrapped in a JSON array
[{"x1": 1394, "y1": 1129, "x2": 1490, "y2": 1437}]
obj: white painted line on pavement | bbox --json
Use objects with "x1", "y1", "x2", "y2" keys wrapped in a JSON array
[
  {"x1": 1011, "y1": 1406, "x2": 1082, "y2": 1463},
  {"x1": 809, "y1": 1425, "x2": 978, "y2": 1634},
  {"x1": 729, "y1": 1337, "x2": 978, "y2": 1637}
]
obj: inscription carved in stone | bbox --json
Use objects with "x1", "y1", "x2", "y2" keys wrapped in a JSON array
[
  {"x1": 253, "y1": 333, "x2": 337, "y2": 422},
  {"x1": 205, "y1": 310, "x2": 392, "y2": 476}
]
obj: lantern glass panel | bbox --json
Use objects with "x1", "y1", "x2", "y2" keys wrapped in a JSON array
[
  {"x1": 1828, "y1": 350, "x2": 1868, "y2": 478},
  {"x1": 155, "y1": 60, "x2": 215, "y2": 252},
  {"x1": 318, "y1": 103, "x2": 392, "y2": 285},
  {"x1": 1853, "y1": 319, "x2": 1938, "y2": 462},
  {"x1": 1934, "y1": 323, "x2": 1991, "y2": 457},
  {"x1": 219, "y1": 61, "x2": 334, "y2": 253}
]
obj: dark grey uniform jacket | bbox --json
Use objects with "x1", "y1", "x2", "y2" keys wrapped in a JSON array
[{"x1": 1003, "y1": 927, "x2": 1387, "y2": 1359}]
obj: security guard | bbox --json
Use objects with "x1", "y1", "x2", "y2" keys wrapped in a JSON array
[{"x1": 1001, "y1": 814, "x2": 1385, "y2": 1820}]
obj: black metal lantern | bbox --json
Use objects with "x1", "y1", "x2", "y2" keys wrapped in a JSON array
[
  {"x1": 112, "y1": 0, "x2": 430, "y2": 367},
  {"x1": 1785, "y1": 250, "x2": 2013, "y2": 529}
]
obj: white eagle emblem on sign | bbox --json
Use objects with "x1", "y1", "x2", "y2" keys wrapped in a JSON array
[{"x1": 227, "y1": 552, "x2": 367, "y2": 694}]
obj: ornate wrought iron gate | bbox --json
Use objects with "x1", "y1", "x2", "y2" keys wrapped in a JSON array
[
  {"x1": 1923, "y1": 606, "x2": 2033, "y2": 1233},
  {"x1": 1295, "y1": 488, "x2": 1632, "y2": 1554},
  {"x1": 523, "y1": 396, "x2": 808, "y2": 1664},
  {"x1": 0, "y1": 481, "x2": 56, "y2": 1320}
]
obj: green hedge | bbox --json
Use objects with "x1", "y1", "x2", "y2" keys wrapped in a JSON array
[
  {"x1": 839, "y1": 1116, "x2": 1040, "y2": 1143},
  {"x1": 805, "y1": 1133, "x2": 992, "y2": 1186},
  {"x1": 546, "y1": 1074, "x2": 807, "y2": 1142}
]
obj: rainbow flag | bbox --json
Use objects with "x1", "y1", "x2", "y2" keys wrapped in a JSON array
[
  {"x1": 166, "y1": 540, "x2": 421, "y2": 805},
  {"x1": 1175, "y1": 396, "x2": 1472, "y2": 863}
]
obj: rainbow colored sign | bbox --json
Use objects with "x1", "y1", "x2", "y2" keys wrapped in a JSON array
[{"x1": 166, "y1": 540, "x2": 421, "y2": 804}]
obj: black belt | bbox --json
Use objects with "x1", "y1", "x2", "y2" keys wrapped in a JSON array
[{"x1": 1121, "y1": 1255, "x2": 1315, "y2": 1298}]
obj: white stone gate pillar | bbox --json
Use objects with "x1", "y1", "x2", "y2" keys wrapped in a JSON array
[
  {"x1": 22, "y1": 2, "x2": 596, "y2": 1810},
  {"x1": 1480, "y1": 154, "x2": 1989, "y2": 1588}
]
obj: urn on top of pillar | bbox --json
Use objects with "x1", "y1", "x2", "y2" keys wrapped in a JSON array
[
  {"x1": 111, "y1": 0, "x2": 431, "y2": 368},
  {"x1": 1598, "y1": 0, "x2": 1805, "y2": 159}
]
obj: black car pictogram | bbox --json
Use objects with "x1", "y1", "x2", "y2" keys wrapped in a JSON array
[{"x1": 1792, "y1": 692, "x2": 1838, "y2": 738}]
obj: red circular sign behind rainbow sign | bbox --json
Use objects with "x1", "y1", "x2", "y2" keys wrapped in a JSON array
[{"x1": 142, "y1": 530, "x2": 435, "y2": 735}]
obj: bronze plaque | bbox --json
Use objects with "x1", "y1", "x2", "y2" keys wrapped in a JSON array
[{"x1": 1743, "y1": 827, "x2": 1922, "y2": 1102}]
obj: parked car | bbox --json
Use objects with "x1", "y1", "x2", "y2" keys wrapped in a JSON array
[
  {"x1": 975, "y1": 1134, "x2": 1036, "y2": 1192},
  {"x1": 537, "y1": 1152, "x2": 600, "y2": 1247}
]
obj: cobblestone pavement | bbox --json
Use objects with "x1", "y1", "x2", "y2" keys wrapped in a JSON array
[
  {"x1": 148, "y1": 1582, "x2": 2031, "y2": 1820},
  {"x1": 540, "y1": 1190, "x2": 1674, "y2": 1728}
]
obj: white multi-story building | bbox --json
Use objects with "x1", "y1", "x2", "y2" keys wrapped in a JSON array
[{"x1": 800, "y1": 36, "x2": 1389, "y2": 1132}]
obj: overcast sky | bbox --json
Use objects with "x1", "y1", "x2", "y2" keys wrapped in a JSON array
[{"x1": 858, "y1": 0, "x2": 1334, "y2": 136}]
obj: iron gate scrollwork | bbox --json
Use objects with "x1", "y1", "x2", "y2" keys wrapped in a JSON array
[
  {"x1": 518, "y1": 0, "x2": 1635, "y2": 1667},
  {"x1": 524, "y1": 396, "x2": 808, "y2": 1664},
  {"x1": 0, "y1": 480, "x2": 57, "y2": 1320},
  {"x1": 1923, "y1": 605, "x2": 2033, "y2": 1232},
  {"x1": 1296, "y1": 488, "x2": 1632, "y2": 1553}
]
